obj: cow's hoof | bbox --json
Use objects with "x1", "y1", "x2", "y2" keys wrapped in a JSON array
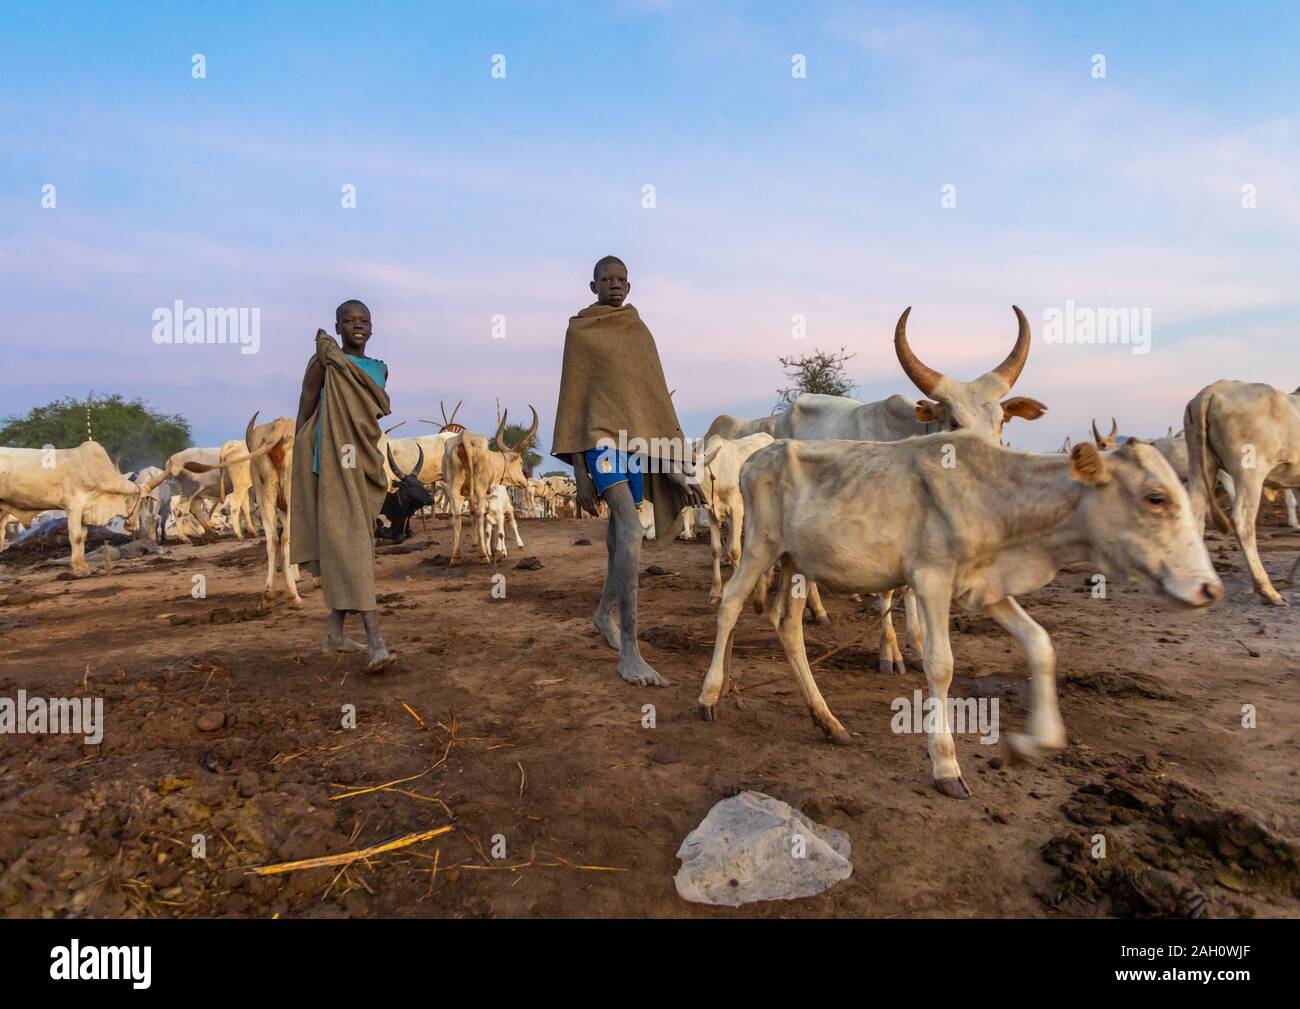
[
  {"x1": 892, "y1": 657, "x2": 908, "y2": 676},
  {"x1": 1263, "y1": 593, "x2": 1289, "y2": 607},
  {"x1": 815, "y1": 614, "x2": 831, "y2": 626},
  {"x1": 1006, "y1": 732, "x2": 1054, "y2": 764},
  {"x1": 934, "y1": 776, "x2": 971, "y2": 800},
  {"x1": 879, "y1": 657, "x2": 900, "y2": 676},
  {"x1": 812, "y1": 711, "x2": 851, "y2": 744},
  {"x1": 708, "y1": 594, "x2": 721, "y2": 607},
  {"x1": 698, "y1": 700, "x2": 720, "y2": 721},
  {"x1": 260, "y1": 596, "x2": 275, "y2": 610},
  {"x1": 288, "y1": 598, "x2": 303, "y2": 610}
]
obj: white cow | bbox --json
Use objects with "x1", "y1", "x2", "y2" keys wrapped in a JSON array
[
  {"x1": 143, "y1": 446, "x2": 225, "y2": 542},
  {"x1": 484, "y1": 484, "x2": 525, "y2": 559},
  {"x1": 726, "y1": 307, "x2": 1047, "y2": 662},
  {"x1": 220, "y1": 439, "x2": 256, "y2": 539},
  {"x1": 699, "y1": 435, "x2": 1221, "y2": 797},
  {"x1": 0, "y1": 442, "x2": 143, "y2": 575},
  {"x1": 1185, "y1": 381, "x2": 1300, "y2": 605},
  {"x1": 694, "y1": 432, "x2": 775, "y2": 605}
]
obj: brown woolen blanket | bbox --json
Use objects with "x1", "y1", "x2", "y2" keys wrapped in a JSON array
[
  {"x1": 551, "y1": 303, "x2": 691, "y2": 539},
  {"x1": 290, "y1": 331, "x2": 391, "y2": 611}
]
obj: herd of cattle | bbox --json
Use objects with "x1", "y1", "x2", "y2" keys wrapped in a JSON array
[{"x1": 1, "y1": 307, "x2": 1298, "y2": 796}]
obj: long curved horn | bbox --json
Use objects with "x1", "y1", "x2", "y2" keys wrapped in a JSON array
[
  {"x1": 494, "y1": 409, "x2": 510, "y2": 454},
  {"x1": 246, "y1": 411, "x2": 260, "y2": 452},
  {"x1": 413, "y1": 445, "x2": 425, "y2": 479},
  {"x1": 387, "y1": 443, "x2": 407, "y2": 481},
  {"x1": 1092, "y1": 418, "x2": 1102, "y2": 443},
  {"x1": 384, "y1": 420, "x2": 407, "y2": 435},
  {"x1": 513, "y1": 405, "x2": 539, "y2": 454},
  {"x1": 141, "y1": 469, "x2": 169, "y2": 492},
  {"x1": 989, "y1": 305, "x2": 1031, "y2": 389},
  {"x1": 1108, "y1": 417, "x2": 1118, "y2": 439},
  {"x1": 894, "y1": 307, "x2": 942, "y2": 397}
]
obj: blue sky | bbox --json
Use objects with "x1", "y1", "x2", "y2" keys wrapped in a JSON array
[{"x1": 3, "y1": 1, "x2": 1297, "y2": 456}]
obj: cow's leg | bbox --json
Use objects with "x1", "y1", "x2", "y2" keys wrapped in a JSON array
[
  {"x1": 775, "y1": 568, "x2": 851, "y2": 743},
  {"x1": 904, "y1": 587, "x2": 924, "y2": 657},
  {"x1": 229, "y1": 492, "x2": 245, "y2": 540},
  {"x1": 708, "y1": 515, "x2": 724, "y2": 605},
  {"x1": 878, "y1": 590, "x2": 906, "y2": 676},
  {"x1": 985, "y1": 595, "x2": 1065, "y2": 761},
  {"x1": 806, "y1": 579, "x2": 830, "y2": 624},
  {"x1": 1287, "y1": 489, "x2": 1299, "y2": 530},
  {"x1": 258, "y1": 495, "x2": 278, "y2": 607},
  {"x1": 509, "y1": 509, "x2": 523, "y2": 547},
  {"x1": 593, "y1": 512, "x2": 621, "y2": 650},
  {"x1": 190, "y1": 497, "x2": 217, "y2": 537},
  {"x1": 279, "y1": 504, "x2": 302, "y2": 608},
  {"x1": 1229, "y1": 468, "x2": 1286, "y2": 605},
  {"x1": 604, "y1": 483, "x2": 668, "y2": 687},
  {"x1": 67, "y1": 504, "x2": 90, "y2": 577},
  {"x1": 477, "y1": 504, "x2": 493, "y2": 563},
  {"x1": 699, "y1": 536, "x2": 781, "y2": 718},
  {"x1": 913, "y1": 571, "x2": 967, "y2": 798}
]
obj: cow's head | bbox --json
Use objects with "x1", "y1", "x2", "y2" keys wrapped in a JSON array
[
  {"x1": 1092, "y1": 417, "x2": 1119, "y2": 451},
  {"x1": 385, "y1": 444, "x2": 434, "y2": 516},
  {"x1": 1069, "y1": 440, "x2": 1221, "y2": 607},
  {"x1": 494, "y1": 405, "x2": 539, "y2": 487},
  {"x1": 897, "y1": 306, "x2": 1047, "y2": 441}
]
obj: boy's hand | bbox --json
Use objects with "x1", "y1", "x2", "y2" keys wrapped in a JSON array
[{"x1": 574, "y1": 464, "x2": 600, "y2": 517}]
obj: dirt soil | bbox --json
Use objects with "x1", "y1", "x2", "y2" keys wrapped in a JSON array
[{"x1": 1, "y1": 504, "x2": 1297, "y2": 919}]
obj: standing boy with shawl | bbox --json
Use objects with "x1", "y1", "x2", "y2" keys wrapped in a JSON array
[
  {"x1": 551, "y1": 257, "x2": 698, "y2": 687},
  {"x1": 292, "y1": 299, "x2": 397, "y2": 673}
]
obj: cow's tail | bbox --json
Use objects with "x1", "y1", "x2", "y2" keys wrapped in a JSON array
[
  {"x1": 182, "y1": 436, "x2": 283, "y2": 474},
  {"x1": 1185, "y1": 389, "x2": 1230, "y2": 533}
]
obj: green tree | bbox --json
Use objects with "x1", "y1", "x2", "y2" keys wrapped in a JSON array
[
  {"x1": 0, "y1": 394, "x2": 192, "y2": 472},
  {"x1": 775, "y1": 346, "x2": 857, "y2": 410}
]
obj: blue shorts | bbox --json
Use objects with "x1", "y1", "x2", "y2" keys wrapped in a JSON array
[{"x1": 584, "y1": 448, "x2": 644, "y2": 504}]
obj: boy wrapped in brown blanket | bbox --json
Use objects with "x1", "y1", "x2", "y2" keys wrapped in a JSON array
[
  {"x1": 291, "y1": 329, "x2": 391, "y2": 613},
  {"x1": 551, "y1": 256, "x2": 697, "y2": 687},
  {"x1": 552, "y1": 302, "x2": 692, "y2": 538}
]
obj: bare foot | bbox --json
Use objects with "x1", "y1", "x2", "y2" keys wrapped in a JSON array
[
  {"x1": 366, "y1": 645, "x2": 397, "y2": 674},
  {"x1": 322, "y1": 636, "x2": 367, "y2": 654},
  {"x1": 618, "y1": 652, "x2": 669, "y2": 687},
  {"x1": 592, "y1": 608, "x2": 621, "y2": 650}
]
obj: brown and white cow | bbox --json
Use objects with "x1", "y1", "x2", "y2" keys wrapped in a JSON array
[
  {"x1": 442, "y1": 406, "x2": 538, "y2": 564},
  {"x1": 0, "y1": 442, "x2": 143, "y2": 575},
  {"x1": 182, "y1": 413, "x2": 300, "y2": 607},
  {"x1": 1185, "y1": 381, "x2": 1300, "y2": 605},
  {"x1": 698, "y1": 434, "x2": 1220, "y2": 798}
]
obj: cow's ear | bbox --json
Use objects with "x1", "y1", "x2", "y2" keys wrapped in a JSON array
[
  {"x1": 915, "y1": 400, "x2": 942, "y2": 422},
  {"x1": 1069, "y1": 442, "x2": 1110, "y2": 486},
  {"x1": 1002, "y1": 397, "x2": 1047, "y2": 422}
]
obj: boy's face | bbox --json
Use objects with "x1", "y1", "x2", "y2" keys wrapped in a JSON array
[
  {"x1": 590, "y1": 263, "x2": 630, "y2": 307},
  {"x1": 336, "y1": 304, "x2": 372, "y2": 354}
]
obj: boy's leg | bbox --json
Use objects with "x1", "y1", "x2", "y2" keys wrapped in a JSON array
[
  {"x1": 604, "y1": 481, "x2": 668, "y2": 687},
  {"x1": 592, "y1": 508, "x2": 621, "y2": 650},
  {"x1": 323, "y1": 608, "x2": 365, "y2": 652},
  {"x1": 360, "y1": 610, "x2": 395, "y2": 671}
]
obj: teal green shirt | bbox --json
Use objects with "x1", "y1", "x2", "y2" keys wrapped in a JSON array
[{"x1": 312, "y1": 354, "x2": 388, "y2": 474}]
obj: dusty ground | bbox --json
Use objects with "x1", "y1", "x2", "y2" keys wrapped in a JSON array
[{"x1": 1, "y1": 504, "x2": 1297, "y2": 919}]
